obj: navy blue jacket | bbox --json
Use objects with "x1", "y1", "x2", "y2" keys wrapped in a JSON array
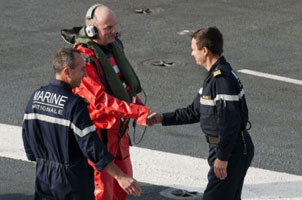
[
  {"x1": 22, "y1": 80, "x2": 114, "y2": 198},
  {"x1": 162, "y1": 56, "x2": 248, "y2": 161}
]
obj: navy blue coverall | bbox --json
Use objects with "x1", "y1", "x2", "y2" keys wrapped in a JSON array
[
  {"x1": 22, "y1": 80, "x2": 114, "y2": 200},
  {"x1": 162, "y1": 56, "x2": 254, "y2": 200}
]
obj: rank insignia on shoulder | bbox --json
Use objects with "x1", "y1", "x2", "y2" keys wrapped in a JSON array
[
  {"x1": 213, "y1": 69, "x2": 222, "y2": 77},
  {"x1": 202, "y1": 95, "x2": 211, "y2": 100}
]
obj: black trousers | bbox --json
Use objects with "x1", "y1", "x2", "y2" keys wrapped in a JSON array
[
  {"x1": 203, "y1": 132, "x2": 254, "y2": 200},
  {"x1": 34, "y1": 159, "x2": 95, "y2": 200}
]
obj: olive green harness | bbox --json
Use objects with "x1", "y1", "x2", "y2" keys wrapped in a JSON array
[
  {"x1": 75, "y1": 37, "x2": 142, "y2": 103},
  {"x1": 75, "y1": 37, "x2": 142, "y2": 137}
]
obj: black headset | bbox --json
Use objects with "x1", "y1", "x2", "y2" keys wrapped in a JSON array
[{"x1": 85, "y1": 4, "x2": 103, "y2": 38}]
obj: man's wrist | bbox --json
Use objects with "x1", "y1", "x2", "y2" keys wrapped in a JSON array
[{"x1": 158, "y1": 114, "x2": 163, "y2": 123}]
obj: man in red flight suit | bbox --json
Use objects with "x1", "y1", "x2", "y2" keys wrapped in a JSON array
[{"x1": 72, "y1": 4, "x2": 149, "y2": 200}]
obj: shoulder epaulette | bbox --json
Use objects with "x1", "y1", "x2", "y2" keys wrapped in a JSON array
[{"x1": 213, "y1": 69, "x2": 222, "y2": 78}]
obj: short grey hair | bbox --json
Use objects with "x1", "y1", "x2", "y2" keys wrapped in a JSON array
[{"x1": 53, "y1": 48, "x2": 81, "y2": 73}]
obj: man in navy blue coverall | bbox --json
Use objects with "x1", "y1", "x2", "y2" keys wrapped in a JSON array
[
  {"x1": 22, "y1": 48, "x2": 141, "y2": 200},
  {"x1": 147, "y1": 27, "x2": 254, "y2": 200}
]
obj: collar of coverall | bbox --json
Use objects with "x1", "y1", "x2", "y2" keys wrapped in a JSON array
[
  {"x1": 50, "y1": 79, "x2": 72, "y2": 91},
  {"x1": 205, "y1": 56, "x2": 227, "y2": 82}
]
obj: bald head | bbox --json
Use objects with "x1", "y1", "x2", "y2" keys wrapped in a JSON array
[
  {"x1": 86, "y1": 5, "x2": 115, "y2": 25},
  {"x1": 95, "y1": 6, "x2": 115, "y2": 22},
  {"x1": 85, "y1": 4, "x2": 117, "y2": 45}
]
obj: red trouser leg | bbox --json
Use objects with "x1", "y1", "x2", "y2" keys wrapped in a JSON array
[{"x1": 92, "y1": 126, "x2": 132, "y2": 200}]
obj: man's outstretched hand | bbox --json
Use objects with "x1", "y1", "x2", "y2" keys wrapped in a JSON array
[{"x1": 147, "y1": 112, "x2": 163, "y2": 126}]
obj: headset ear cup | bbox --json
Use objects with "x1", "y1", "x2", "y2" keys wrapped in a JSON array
[{"x1": 85, "y1": 25, "x2": 98, "y2": 38}]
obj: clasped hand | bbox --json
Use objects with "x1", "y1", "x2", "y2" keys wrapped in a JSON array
[{"x1": 146, "y1": 112, "x2": 163, "y2": 126}]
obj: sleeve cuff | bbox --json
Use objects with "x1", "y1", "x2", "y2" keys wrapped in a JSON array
[
  {"x1": 136, "y1": 106, "x2": 149, "y2": 126},
  {"x1": 216, "y1": 150, "x2": 231, "y2": 161},
  {"x1": 162, "y1": 112, "x2": 173, "y2": 126},
  {"x1": 94, "y1": 153, "x2": 115, "y2": 171}
]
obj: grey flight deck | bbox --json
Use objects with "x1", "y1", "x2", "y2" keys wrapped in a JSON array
[{"x1": 0, "y1": 0, "x2": 302, "y2": 199}]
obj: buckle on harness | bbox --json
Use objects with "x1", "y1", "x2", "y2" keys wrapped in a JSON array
[{"x1": 205, "y1": 135, "x2": 220, "y2": 144}]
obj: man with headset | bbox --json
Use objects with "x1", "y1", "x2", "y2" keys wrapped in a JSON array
[
  {"x1": 61, "y1": 4, "x2": 150, "y2": 200},
  {"x1": 22, "y1": 48, "x2": 141, "y2": 200}
]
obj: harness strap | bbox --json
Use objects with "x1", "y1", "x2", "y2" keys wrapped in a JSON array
[{"x1": 84, "y1": 56, "x2": 112, "y2": 94}]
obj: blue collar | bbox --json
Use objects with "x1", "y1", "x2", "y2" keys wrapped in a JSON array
[
  {"x1": 49, "y1": 79, "x2": 72, "y2": 91},
  {"x1": 205, "y1": 56, "x2": 227, "y2": 82}
]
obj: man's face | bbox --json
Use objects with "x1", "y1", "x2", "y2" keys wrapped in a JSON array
[
  {"x1": 94, "y1": 12, "x2": 117, "y2": 46},
  {"x1": 68, "y1": 53, "x2": 86, "y2": 88},
  {"x1": 191, "y1": 38, "x2": 206, "y2": 67}
]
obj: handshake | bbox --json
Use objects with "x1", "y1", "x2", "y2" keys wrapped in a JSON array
[{"x1": 146, "y1": 112, "x2": 163, "y2": 126}]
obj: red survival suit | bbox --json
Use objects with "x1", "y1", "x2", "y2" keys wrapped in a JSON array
[{"x1": 73, "y1": 39, "x2": 149, "y2": 200}]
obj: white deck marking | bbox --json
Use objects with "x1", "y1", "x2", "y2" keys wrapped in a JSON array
[
  {"x1": 1, "y1": 123, "x2": 302, "y2": 200},
  {"x1": 238, "y1": 69, "x2": 302, "y2": 86}
]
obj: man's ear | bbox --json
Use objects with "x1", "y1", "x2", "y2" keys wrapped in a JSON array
[
  {"x1": 203, "y1": 46, "x2": 209, "y2": 56},
  {"x1": 62, "y1": 65, "x2": 70, "y2": 78}
]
